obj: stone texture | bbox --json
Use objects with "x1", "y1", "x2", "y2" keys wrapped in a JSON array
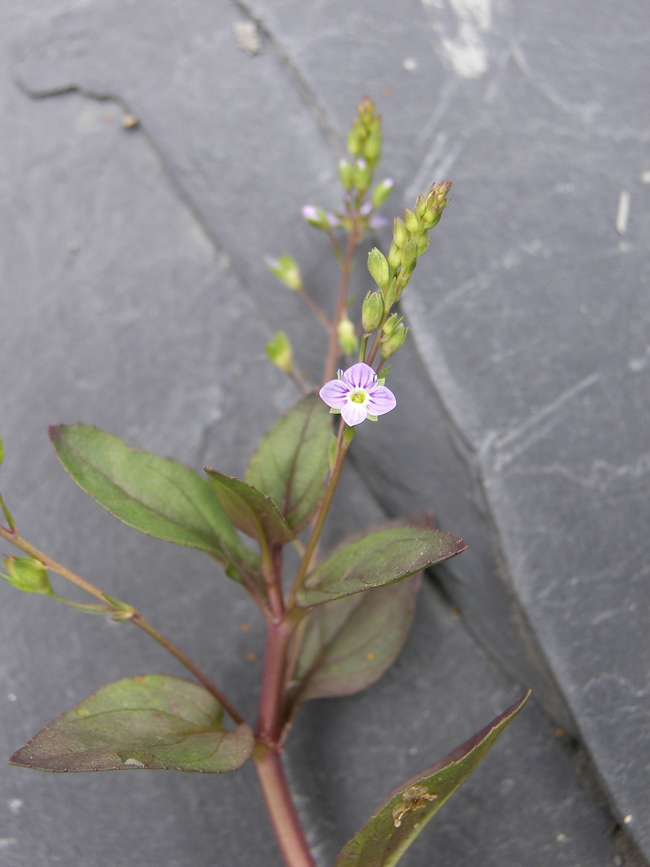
[{"x1": 1, "y1": 1, "x2": 648, "y2": 865}]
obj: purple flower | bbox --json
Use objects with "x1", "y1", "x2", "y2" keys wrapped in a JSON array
[{"x1": 319, "y1": 363, "x2": 397, "y2": 426}]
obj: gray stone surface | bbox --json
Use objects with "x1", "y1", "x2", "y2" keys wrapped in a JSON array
[{"x1": 1, "y1": 1, "x2": 648, "y2": 865}]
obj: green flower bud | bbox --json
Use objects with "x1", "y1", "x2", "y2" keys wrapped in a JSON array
[
  {"x1": 422, "y1": 211, "x2": 438, "y2": 231},
  {"x1": 363, "y1": 131, "x2": 382, "y2": 166},
  {"x1": 403, "y1": 208, "x2": 419, "y2": 234},
  {"x1": 424, "y1": 182, "x2": 452, "y2": 228},
  {"x1": 357, "y1": 95, "x2": 375, "y2": 126},
  {"x1": 414, "y1": 194, "x2": 427, "y2": 220},
  {"x1": 383, "y1": 313, "x2": 401, "y2": 336},
  {"x1": 367, "y1": 247, "x2": 391, "y2": 290},
  {"x1": 353, "y1": 159, "x2": 372, "y2": 194},
  {"x1": 347, "y1": 128, "x2": 363, "y2": 158},
  {"x1": 338, "y1": 159, "x2": 355, "y2": 191},
  {"x1": 426, "y1": 180, "x2": 452, "y2": 210},
  {"x1": 402, "y1": 238, "x2": 418, "y2": 275},
  {"x1": 337, "y1": 317, "x2": 359, "y2": 356},
  {"x1": 383, "y1": 277, "x2": 398, "y2": 311},
  {"x1": 0, "y1": 435, "x2": 4, "y2": 466},
  {"x1": 265, "y1": 332, "x2": 294, "y2": 375},
  {"x1": 266, "y1": 255, "x2": 302, "y2": 291},
  {"x1": 381, "y1": 323, "x2": 408, "y2": 360},
  {"x1": 362, "y1": 291, "x2": 385, "y2": 332},
  {"x1": 302, "y1": 205, "x2": 336, "y2": 232},
  {"x1": 371, "y1": 178, "x2": 394, "y2": 210},
  {"x1": 2, "y1": 557, "x2": 53, "y2": 596},
  {"x1": 387, "y1": 240, "x2": 401, "y2": 271},
  {"x1": 392, "y1": 217, "x2": 408, "y2": 249}
]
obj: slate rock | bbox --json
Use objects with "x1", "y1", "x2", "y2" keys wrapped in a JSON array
[{"x1": 1, "y1": 2, "x2": 648, "y2": 865}]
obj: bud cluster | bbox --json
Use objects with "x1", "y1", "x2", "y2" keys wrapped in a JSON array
[
  {"x1": 346, "y1": 95, "x2": 382, "y2": 171},
  {"x1": 337, "y1": 97, "x2": 393, "y2": 228},
  {"x1": 385, "y1": 181, "x2": 452, "y2": 304},
  {"x1": 362, "y1": 181, "x2": 452, "y2": 366}
]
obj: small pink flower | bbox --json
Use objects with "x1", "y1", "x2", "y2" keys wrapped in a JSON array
[{"x1": 319, "y1": 363, "x2": 397, "y2": 426}]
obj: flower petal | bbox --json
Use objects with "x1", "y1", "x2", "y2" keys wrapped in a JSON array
[
  {"x1": 319, "y1": 380, "x2": 350, "y2": 409},
  {"x1": 343, "y1": 362, "x2": 376, "y2": 390},
  {"x1": 366, "y1": 386, "x2": 397, "y2": 416},
  {"x1": 341, "y1": 402, "x2": 368, "y2": 426}
]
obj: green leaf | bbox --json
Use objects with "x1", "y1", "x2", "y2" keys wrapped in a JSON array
[
  {"x1": 336, "y1": 692, "x2": 530, "y2": 867},
  {"x1": 289, "y1": 574, "x2": 421, "y2": 710},
  {"x1": 246, "y1": 394, "x2": 332, "y2": 533},
  {"x1": 9, "y1": 675, "x2": 254, "y2": 774},
  {"x1": 204, "y1": 469, "x2": 294, "y2": 548},
  {"x1": 296, "y1": 527, "x2": 466, "y2": 608},
  {"x1": 49, "y1": 425, "x2": 247, "y2": 567}
]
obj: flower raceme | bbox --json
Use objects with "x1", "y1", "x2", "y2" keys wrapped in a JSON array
[{"x1": 319, "y1": 363, "x2": 396, "y2": 426}]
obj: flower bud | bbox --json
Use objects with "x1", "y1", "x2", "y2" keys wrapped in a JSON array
[
  {"x1": 403, "y1": 208, "x2": 419, "y2": 234},
  {"x1": 363, "y1": 131, "x2": 382, "y2": 166},
  {"x1": 367, "y1": 248, "x2": 391, "y2": 290},
  {"x1": 338, "y1": 159, "x2": 355, "y2": 191},
  {"x1": 371, "y1": 178, "x2": 394, "y2": 210},
  {"x1": 387, "y1": 240, "x2": 401, "y2": 271},
  {"x1": 426, "y1": 180, "x2": 452, "y2": 210},
  {"x1": 381, "y1": 323, "x2": 408, "y2": 360},
  {"x1": 265, "y1": 332, "x2": 294, "y2": 375},
  {"x1": 347, "y1": 128, "x2": 363, "y2": 158},
  {"x1": 383, "y1": 278, "x2": 398, "y2": 311},
  {"x1": 414, "y1": 194, "x2": 427, "y2": 220},
  {"x1": 301, "y1": 205, "x2": 334, "y2": 232},
  {"x1": 337, "y1": 317, "x2": 359, "y2": 356},
  {"x1": 0, "y1": 435, "x2": 4, "y2": 466},
  {"x1": 357, "y1": 95, "x2": 375, "y2": 126},
  {"x1": 353, "y1": 159, "x2": 372, "y2": 194},
  {"x1": 362, "y1": 291, "x2": 384, "y2": 332},
  {"x1": 401, "y1": 238, "x2": 418, "y2": 275},
  {"x1": 392, "y1": 217, "x2": 408, "y2": 249},
  {"x1": 266, "y1": 255, "x2": 302, "y2": 291},
  {"x1": 383, "y1": 313, "x2": 401, "y2": 336},
  {"x1": 2, "y1": 557, "x2": 53, "y2": 596}
]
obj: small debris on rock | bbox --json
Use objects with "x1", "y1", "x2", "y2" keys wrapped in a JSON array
[
  {"x1": 121, "y1": 113, "x2": 139, "y2": 130},
  {"x1": 234, "y1": 21, "x2": 262, "y2": 56}
]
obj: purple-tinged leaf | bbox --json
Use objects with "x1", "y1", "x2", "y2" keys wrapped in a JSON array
[
  {"x1": 204, "y1": 468, "x2": 294, "y2": 547},
  {"x1": 49, "y1": 425, "x2": 250, "y2": 571},
  {"x1": 246, "y1": 394, "x2": 332, "y2": 533},
  {"x1": 288, "y1": 574, "x2": 421, "y2": 712},
  {"x1": 336, "y1": 692, "x2": 530, "y2": 867},
  {"x1": 287, "y1": 514, "x2": 432, "y2": 711},
  {"x1": 9, "y1": 675, "x2": 254, "y2": 774},
  {"x1": 296, "y1": 527, "x2": 466, "y2": 609}
]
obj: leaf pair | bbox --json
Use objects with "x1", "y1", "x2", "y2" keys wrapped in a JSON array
[
  {"x1": 286, "y1": 514, "x2": 434, "y2": 716},
  {"x1": 49, "y1": 393, "x2": 334, "y2": 589},
  {"x1": 10, "y1": 672, "x2": 528, "y2": 867}
]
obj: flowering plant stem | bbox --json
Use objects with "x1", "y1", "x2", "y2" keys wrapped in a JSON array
[
  {"x1": 323, "y1": 220, "x2": 361, "y2": 385},
  {"x1": 289, "y1": 419, "x2": 350, "y2": 606},
  {"x1": 0, "y1": 523, "x2": 244, "y2": 726},
  {"x1": 1, "y1": 99, "x2": 523, "y2": 867},
  {"x1": 254, "y1": 744, "x2": 317, "y2": 867}
]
